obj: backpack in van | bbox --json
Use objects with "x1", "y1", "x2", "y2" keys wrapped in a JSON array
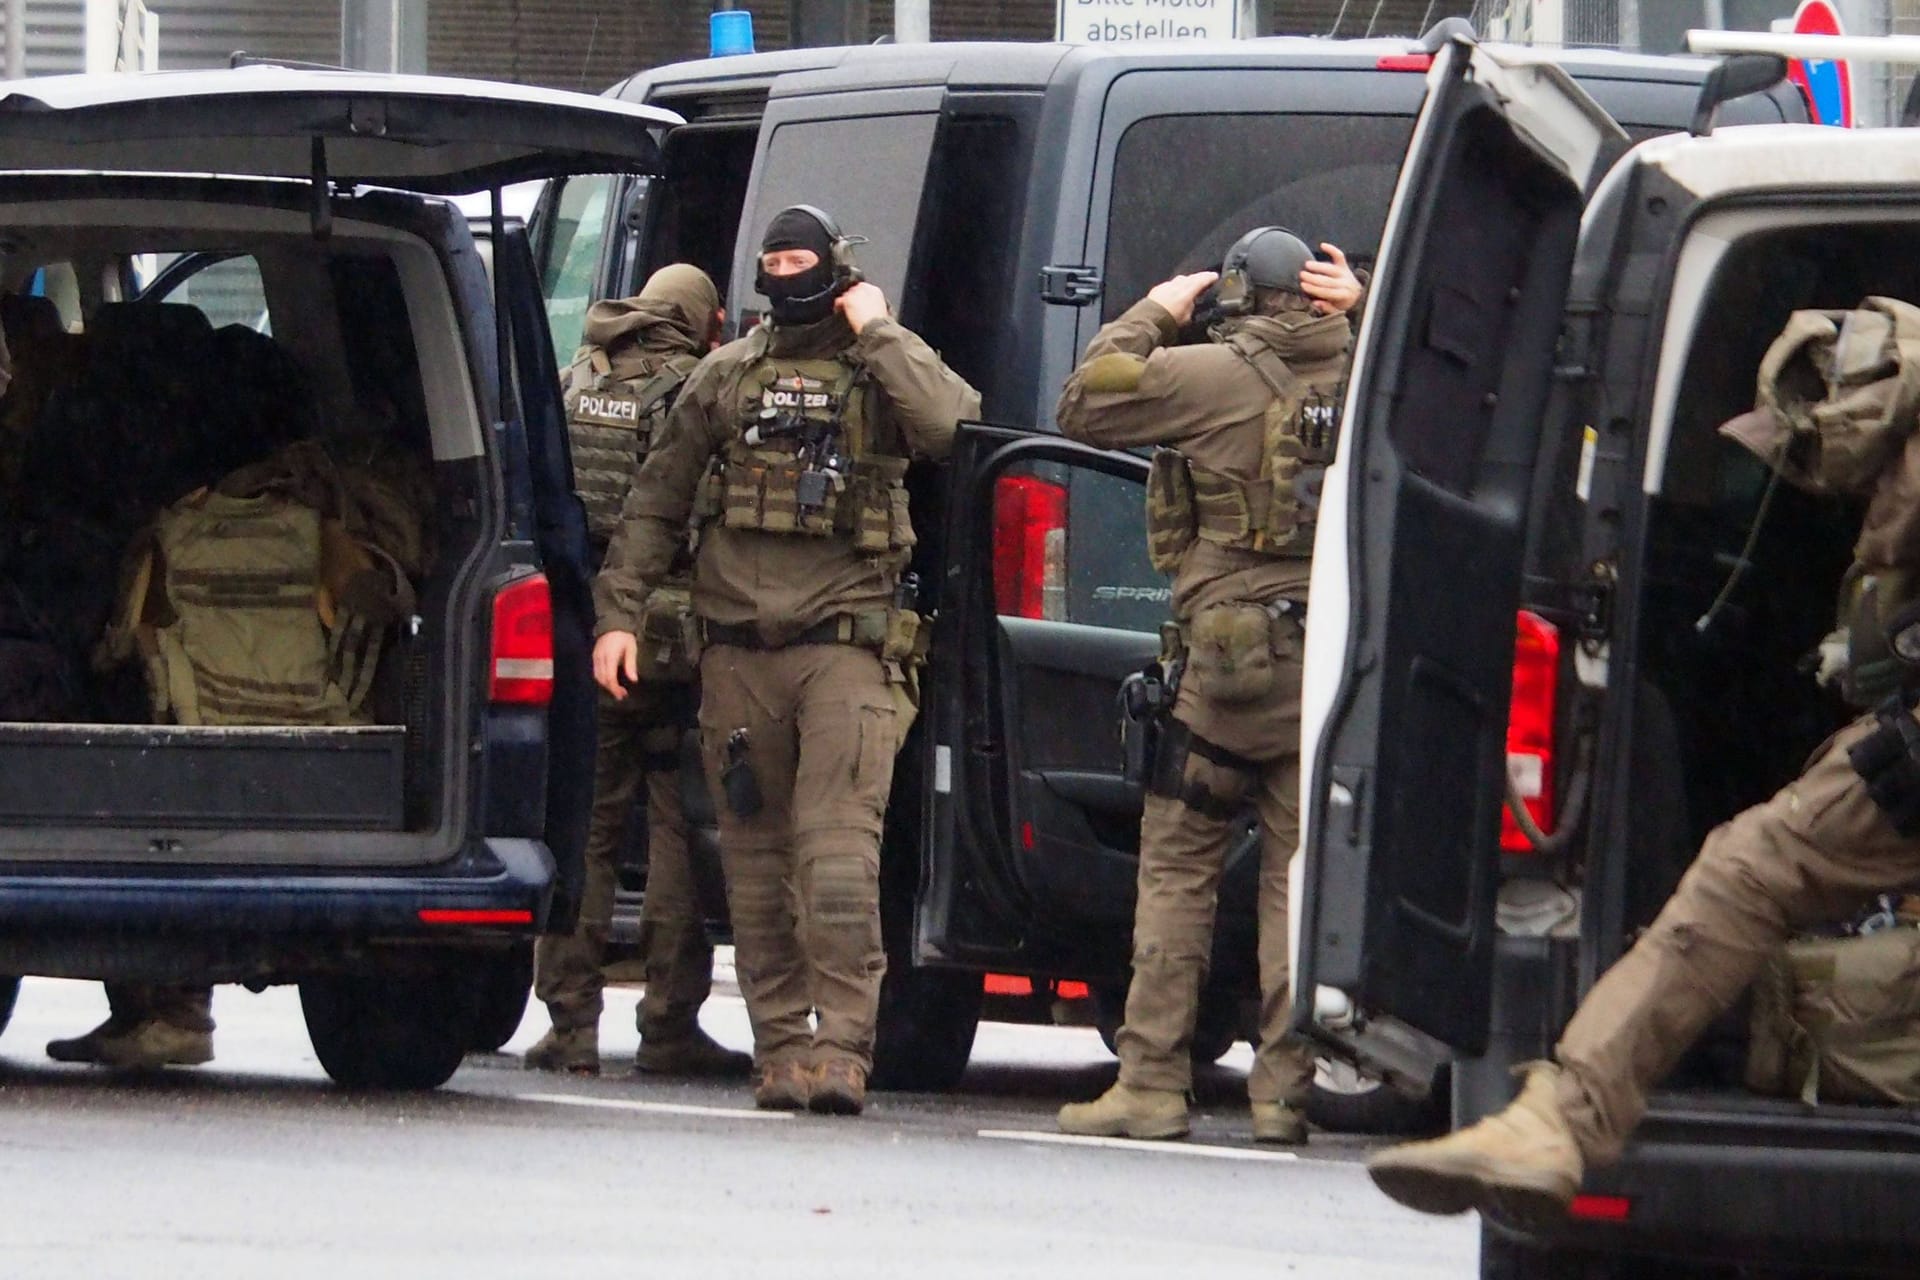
[
  {"x1": 1746, "y1": 923, "x2": 1920, "y2": 1105},
  {"x1": 103, "y1": 440, "x2": 422, "y2": 727}
]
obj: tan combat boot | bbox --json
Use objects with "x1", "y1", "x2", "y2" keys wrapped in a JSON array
[
  {"x1": 1366, "y1": 1062, "x2": 1583, "y2": 1226},
  {"x1": 754, "y1": 1061, "x2": 811, "y2": 1112},
  {"x1": 808, "y1": 1059, "x2": 868, "y2": 1116},
  {"x1": 96, "y1": 1019, "x2": 214, "y2": 1069},
  {"x1": 46, "y1": 1013, "x2": 143, "y2": 1064},
  {"x1": 1057, "y1": 1082, "x2": 1190, "y2": 1140},
  {"x1": 634, "y1": 1027, "x2": 753, "y2": 1078},
  {"x1": 522, "y1": 1024, "x2": 600, "y2": 1076},
  {"x1": 1251, "y1": 1101, "x2": 1309, "y2": 1146}
]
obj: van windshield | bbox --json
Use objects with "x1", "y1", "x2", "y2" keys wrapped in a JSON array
[
  {"x1": 734, "y1": 113, "x2": 939, "y2": 324},
  {"x1": 1102, "y1": 112, "x2": 1417, "y2": 319}
]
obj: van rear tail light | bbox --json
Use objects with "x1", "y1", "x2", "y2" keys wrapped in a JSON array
[
  {"x1": 1376, "y1": 54, "x2": 1434, "y2": 71},
  {"x1": 1501, "y1": 610, "x2": 1560, "y2": 853},
  {"x1": 993, "y1": 474, "x2": 1067, "y2": 621},
  {"x1": 1568, "y1": 1194, "x2": 1632, "y2": 1222},
  {"x1": 490, "y1": 573, "x2": 554, "y2": 706}
]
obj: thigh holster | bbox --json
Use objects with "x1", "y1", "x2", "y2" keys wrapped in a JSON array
[{"x1": 1147, "y1": 720, "x2": 1261, "y2": 821}]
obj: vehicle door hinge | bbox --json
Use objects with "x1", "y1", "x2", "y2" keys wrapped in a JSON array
[
  {"x1": 1574, "y1": 560, "x2": 1616, "y2": 689},
  {"x1": 1039, "y1": 264, "x2": 1103, "y2": 307},
  {"x1": 1553, "y1": 304, "x2": 1601, "y2": 380}
]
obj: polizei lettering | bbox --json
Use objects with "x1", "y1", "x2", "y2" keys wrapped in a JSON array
[
  {"x1": 763, "y1": 378, "x2": 835, "y2": 412},
  {"x1": 576, "y1": 393, "x2": 642, "y2": 426}
]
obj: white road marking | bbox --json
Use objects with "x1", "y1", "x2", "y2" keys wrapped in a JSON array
[
  {"x1": 977, "y1": 1129, "x2": 1301, "y2": 1161},
  {"x1": 513, "y1": 1092, "x2": 793, "y2": 1121}
]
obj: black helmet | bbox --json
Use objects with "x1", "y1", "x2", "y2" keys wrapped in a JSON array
[{"x1": 1216, "y1": 227, "x2": 1313, "y2": 316}]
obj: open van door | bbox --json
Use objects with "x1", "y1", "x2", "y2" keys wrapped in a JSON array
[{"x1": 1292, "y1": 37, "x2": 1625, "y2": 1084}]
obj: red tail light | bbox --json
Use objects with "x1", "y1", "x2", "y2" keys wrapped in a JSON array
[
  {"x1": 1501, "y1": 610, "x2": 1560, "y2": 853},
  {"x1": 993, "y1": 474, "x2": 1067, "y2": 620},
  {"x1": 1376, "y1": 53, "x2": 1434, "y2": 71},
  {"x1": 419, "y1": 908, "x2": 534, "y2": 926},
  {"x1": 490, "y1": 573, "x2": 553, "y2": 706},
  {"x1": 1568, "y1": 1194, "x2": 1632, "y2": 1222}
]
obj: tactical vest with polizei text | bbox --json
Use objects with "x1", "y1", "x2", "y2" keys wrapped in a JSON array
[
  {"x1": 698, "y1": 335, "x2": 914, "y2": 556},
  {"x1": 565, "y1": 348, "x2": 695, "y2": 545},
  {"x1": 1143, "y1": 330, "x2": 1344, "y2": 572}
]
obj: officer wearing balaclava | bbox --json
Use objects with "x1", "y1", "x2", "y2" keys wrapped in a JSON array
[{"x1": 589, "y1": 206, "x2": 980, "y2": 1116}]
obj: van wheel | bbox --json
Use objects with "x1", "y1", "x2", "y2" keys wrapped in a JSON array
[
  {"x1": 467, "y1": 943, "x2": 533, "y2": 1053},
  {"x1": 0, "y1": 975, "x2": 19, "y2": 1038},
  {"x1": 871, "y1": 965, "x2": 982, "y2": 1092},
  {"x1": 1091, "y1": 984, "x2": 1239, "y2": 1064},
  {"x1": 1308, "y1": 1059, "x2": 1450, "y2": 1135},
  {"x1": 300, "y1": 966, "x2": 472, "y2": 1090}
]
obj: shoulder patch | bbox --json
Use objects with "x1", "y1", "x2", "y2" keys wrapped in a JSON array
[{"x1": 1081, "y1": 352, "x2": 1147, "y2": 394}]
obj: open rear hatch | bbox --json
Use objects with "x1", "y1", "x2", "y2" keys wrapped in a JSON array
[
  {"x1": 0, "y1": 71, "x2": 673, "y2": 849},
  {"x1": 1290, "y1": 36, "x2": 1625, "y2": 1087}
]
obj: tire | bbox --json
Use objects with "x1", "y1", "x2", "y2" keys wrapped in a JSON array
[
  {"x1": 466, "y1": 942, "x2": 533, "y2": 1053},
  {"x1": 1090, "y1": 983, "x2": 1239, "y2": 1064},
  {"x1": 0, "y1": 975, "x2": 19, "y2": 1039},
  {"x1": 1307, "y1": 1058, "x2": 1450, "y2": 1135},
  {"x1": 300, "y1": 964, "x2": 474, "y2": 1090},
  {"x1": 870, "y1": 964, "x2": 983, "y2": 1092}
]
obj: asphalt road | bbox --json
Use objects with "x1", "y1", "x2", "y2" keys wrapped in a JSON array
[{"x1": 0, "y1": 974, "x2": 1479, "y2": 1279}]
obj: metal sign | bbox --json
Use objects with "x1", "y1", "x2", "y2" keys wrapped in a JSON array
[
  {"x1": 1056, "y1": 0, "x2": 1240, "y2": 44},
  {"x1": 1783, "y1": 0, "x2": 1855, "y2": 127}
]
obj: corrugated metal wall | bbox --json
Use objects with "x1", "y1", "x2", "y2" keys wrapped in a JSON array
[
  {"x1": 2, "y1": 0, "x2": 338, "y2": 77},
  {"x1": 151, "y1": 0, "x2": 341, "y2": 70},
  {"x1": 5, "y1": 1, "x2": 86, "y2": 76}
]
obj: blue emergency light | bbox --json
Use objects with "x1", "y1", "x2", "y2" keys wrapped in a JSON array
[{"x1": 711, "y1": 10, "x2": 756, "y2": 57}]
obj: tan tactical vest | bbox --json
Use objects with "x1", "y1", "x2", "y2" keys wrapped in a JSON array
[
  {"x1": 565, "y1": 348, "x2": 697, "y2": 544},
  {"x1": 697, "y1": 328, "x2": 914, "y2": 555},
  {"x1": 104, "y1": 442, "x2": 421, "y2": 726},
  {"x1": 1144, "y1": 330, "x2": 1344, "y2": 573}
]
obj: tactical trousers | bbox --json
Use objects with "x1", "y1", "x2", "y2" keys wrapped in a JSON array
[
  {"x1": 105, "y1": 983, "x2": 214, "y2": 1033},
  {"x1": 534, "y1": 682, "x2": 712, "y2": 1038},
  {"x1": 1556, "y1": 710, "x2": 1920, "y2": 1165},
  {"x1": 697, "y1": 642, "x2": 898, "y2": 1071},
  {"x1": 1116, "y1": 647, "x2": 1315, "y2": 1106}
]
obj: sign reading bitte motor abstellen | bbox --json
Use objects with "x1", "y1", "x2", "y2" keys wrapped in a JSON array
[{"x1": 1056, "y1": 0, "x2": 1239, "y2": 44}]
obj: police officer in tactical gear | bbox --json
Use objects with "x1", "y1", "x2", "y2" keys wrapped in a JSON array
[
  {"x1": 524, "y1": 263, "x2": 752, "y2": 1080},
  {"x1": 1369, "y1": 296, "x2": 1920, "y2": 1223},
  {"x1": 592, "y1": 207, "x2": 979, "y2": 1114},
  {"x1": 1055, "y1": 227, "x2": 1362, "y2": 1143}
]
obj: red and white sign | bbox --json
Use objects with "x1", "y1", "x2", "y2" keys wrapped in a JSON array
[{"x1": 1781, "y1": 0, "x2": 1856, "y2": 127}]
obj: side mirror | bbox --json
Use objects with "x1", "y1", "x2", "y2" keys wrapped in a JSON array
[{"x1": 1690, "y1": 54, "x2": 1790, "y2": 137}]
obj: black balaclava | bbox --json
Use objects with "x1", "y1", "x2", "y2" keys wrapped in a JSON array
[{"x1": 756, "y1": 205, "x2": 843, "y2": 326}]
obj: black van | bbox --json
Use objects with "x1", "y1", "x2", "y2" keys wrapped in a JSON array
[
  {"x1": 1294, "y1": 34, "x2": 1920, "y2": 1278},
  {"x1": 533, "y1": 30, "x2": 1806, "y2": 1096},
  {"x1": 0, "y1": 69, "x2": 687, "y2": 1089}
]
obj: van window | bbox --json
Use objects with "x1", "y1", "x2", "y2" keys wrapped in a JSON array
[
  {"x1": 907, "y1": 116, "x2": 1024, "y2": 414},
  {"x1": 148, "y1": 253, "x2": 271, "y2": 334},
  {"x1": 1101, "y1": 113, "x2": 1417, "y2": 320},
  {"x1": 642, "y1": 124, "x2": 759, "y2": 302},
  {"x1": 740, "y1": 113, "x2": 940, "y2": 321},
  {"x1": 541, "y1": 174, "x2": 614, "y2": 368}
]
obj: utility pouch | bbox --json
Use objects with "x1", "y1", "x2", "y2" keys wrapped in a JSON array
[
  {"x1": 1145, "y1": 448, "x2": 1198, "y2": 574},
  {"x1": 721, "y1": 727, "x2": 763, "y2": 819},
  {"x1": 636, "y1": 583, "x2": 695, "y2": 684},
  {"x1": 1185, "y1": 601, "x2": 1279, "y2": 705},
  {"x1": 1849, "y1": 691, "x2": 1920, "y2": 836}
]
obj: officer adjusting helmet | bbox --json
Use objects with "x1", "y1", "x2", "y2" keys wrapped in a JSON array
[
  {"x1": 1214, "y1": 226, "x2": 1315, "y2": 317},
  {"x1": 756, "y1": 205, "x2": 864, "y2": 326}
]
